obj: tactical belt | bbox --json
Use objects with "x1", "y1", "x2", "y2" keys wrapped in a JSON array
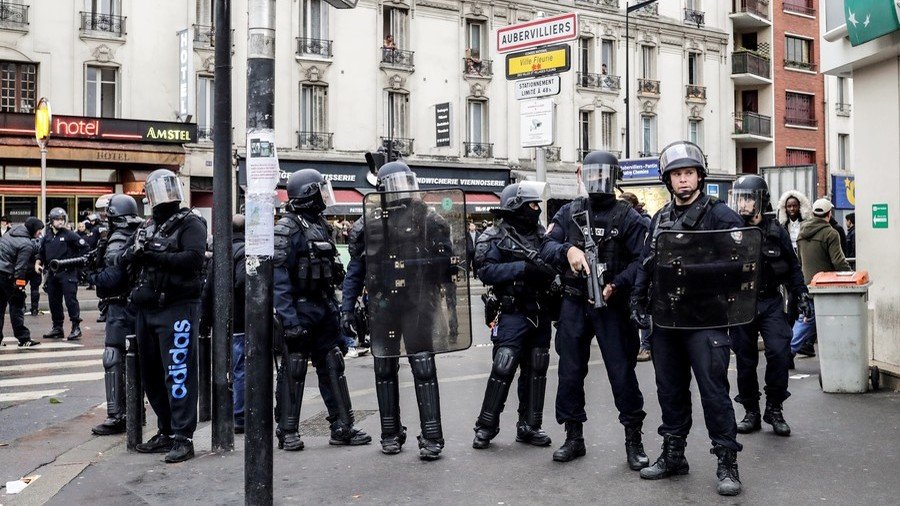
[{"x1": 101, "y1": 295, "x2": 128, "y2": 304}]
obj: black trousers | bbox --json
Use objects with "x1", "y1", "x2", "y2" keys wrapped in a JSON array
[
  {"x1": 652, "y1": 327, "x2": 742, "y2": 452},
  {"x1": 731, "y1": 296, "x2": 792, "y2": 409},
  {"x1": 105, "y1": 302, "x2": 135, "y2": 350},
  {"x1": 30, "y1": 271, "x2": 41, "y2": 312},
  {"x1": 0, "y1": 274, "x2": 29, "y2": 342},
  {"x1": 45, "y1": 271, "x2": 80, "y2": 326},
  {"x1": 136, "y1": 301, "x2": 199, "y2": 439}
]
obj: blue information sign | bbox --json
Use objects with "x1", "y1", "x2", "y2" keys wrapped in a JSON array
[{"x1": 620, "y1": 158, "x2": 660, "y2": 181}]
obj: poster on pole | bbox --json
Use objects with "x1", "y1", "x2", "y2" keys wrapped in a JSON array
[
  {"x1": 520, "y1": 98, "x2": 554, "y2": 148},
  {"x1": 245, "y1": 131, "x2": 280, "y2": 256}
]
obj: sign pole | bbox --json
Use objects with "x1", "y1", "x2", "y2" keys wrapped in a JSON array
[
  {"x1": 535, "y1": 146, "x2": 547, "y2": 225},
  {"x1": 34, "y1": 97, "x2": 51, "y2": 219},
  {"x1": 39, "y1": 146, "x2": 47, "y2": 219}
]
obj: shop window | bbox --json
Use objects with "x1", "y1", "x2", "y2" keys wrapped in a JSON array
[
  {"x1": 81, "y1": 168, "x2": 117, "y2": 182},
  {"x1": 301, "y1": 0, "x2": 329, "y2": 40},
  {"x1": 197, "y1": 76, "x2": 214, "y2": 140},
  {"x1": 4, "y1": 166, "x2": 40, "y2": 180},
  {"x1": 85, "y1": 65, "x2": 118, "y2": 118},
  {"x1": 1, "y1": 196, "x2": 38, "y2": 224},
  {"x1": 0, "y1": 60, "x2": 37, "y2": 113}
]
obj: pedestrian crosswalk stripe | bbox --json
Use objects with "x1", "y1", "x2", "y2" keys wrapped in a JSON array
[
  {"x1": 0, "y1": 371, "x2": 105, "y2": 388},
  {"x1": 0, "y1": 359, "x2": 101, "y2": 373},
  {"x1": 0, "y1": 341, "x2": 84, "y2": 351},
  {"x1": 0, "y1": 348, "x2": 103, "y2": 363},
  {"x1": 0, "y1": 389, "x2": 68, "y2": 403}
]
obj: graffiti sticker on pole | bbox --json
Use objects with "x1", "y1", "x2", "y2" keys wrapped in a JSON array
[{"x1": 245, "y1": 131, "x2": 279, "y2": 255}]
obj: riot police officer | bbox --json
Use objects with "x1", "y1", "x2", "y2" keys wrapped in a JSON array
[
  {"x1": 37, "y1": 207, "x2": 87, "y2": 340},
  {"x1": 341, "y1": 161, "x2": 461, "y2": 461},
  {"x1": 126, "y1": 169, "x2": 207, "y2": 463},
  {"x1": 273, "y1": 169, "x2": 371, "y2": 452},
  {"x1": 727, "y1": 175, "x2": 811, "y2": 437},
  {"x1": 471, "y1": 182, "x2": 557, "y2": 450},
  {"x1": 632, "y1": 141, "x2": 750, "y2": 496},
  {"x1": 540, "y1": 151, "x2": 649, "y2": 468},
  {"x1": 87, "y1": 194, "x2": 143, "y2": 435}
]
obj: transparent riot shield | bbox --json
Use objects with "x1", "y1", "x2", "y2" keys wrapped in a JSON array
[
  {"x1": 652, "y1": 227, "x2": 762, "y2": 330},
  {"x1": 363, "y1": 189, "x2": 472, "y2": 357}
]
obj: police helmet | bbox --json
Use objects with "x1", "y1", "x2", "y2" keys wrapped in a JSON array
[
  {"x1": 48, "y1": 207, "x2": 67, "y2": 222},
  {"x1": 106, "y1": 194, "x2": 142, "y2": 228},
  {"x1": 497, "y1": 182, "x2": 546, "y2": 212},
  {"x1": 95, "y1": 193, "x2": 115, "y2": 211},
  {"x1": 285, "y1": 168, "x2": 335, "y2": 211},
  {"x1": 728, "y1": 174, "x2": 770, "y2": 221},
  {"x1": 143, "y1": 168, "x2": 185, "y2": 208},
  {"x1": 580, "y1": 150, "x2": 621, "y2": 196},
  {"x1": 658, "y1": 141, "x2": 707, "y2": 192},
  {"x1": 377, "y1": 161, "x2": 419, "y2": 202}
]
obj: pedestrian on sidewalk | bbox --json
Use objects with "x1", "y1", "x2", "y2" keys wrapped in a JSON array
[
  {"x1": 36, "y1": 207, "x2": 87, "y2": 341},
  {"x1": 125, "y1": 169, "x2": 207, "y2": 463},
  {"x1": 777, "y1": 190, "x2": 812, "y2": 253},
  {"x1": 0, "y1": 217, "x2": 44, "y2": 347},
  {"x1": 792, "y1": 199, "x2": 851, "y2": 358},
  {"x1": 87, "y1": 195, "x2": 143, "y2": 436}
]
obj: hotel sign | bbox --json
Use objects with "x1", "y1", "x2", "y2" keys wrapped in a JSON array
[{"x1": 0, "y1": 112, "x2": 198, "y2": 144}]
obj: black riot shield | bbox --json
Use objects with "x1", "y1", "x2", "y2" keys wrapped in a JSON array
[
  {"x1": 363, "y1": 189, "x2": 472, "y2": 358},
  {"x1": 652, "y1": 227, "x2": 762, "y2": 330}
]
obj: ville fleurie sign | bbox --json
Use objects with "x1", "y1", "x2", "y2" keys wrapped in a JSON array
[
  {"x1": 506, "y1": 44, "x2": 571, "y2": 80},
  {"x1": 496, "y1": 12, "x2": 578, "y2": 53},
  {"x1": 0, "y1": 112, "x2": 197, "y2": 144}
]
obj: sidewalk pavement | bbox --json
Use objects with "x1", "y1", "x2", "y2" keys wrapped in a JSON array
[{"x1": 5, "y1": 346, "x2": 898, "y2": 506}]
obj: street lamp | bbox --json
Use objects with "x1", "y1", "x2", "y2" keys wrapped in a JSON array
[
  {"x1": 625, "y1": 0, "x2": 658, "y2": 159},
  {"x1": 34, "y1": 97, "x2": 51, "y2": 219}
]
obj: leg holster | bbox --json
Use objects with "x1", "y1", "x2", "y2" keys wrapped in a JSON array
[
  {"x1": 278, "y1": 352, "x2": 308, "y2": 433},
  {"x1": 325, "y1": 347, "x2": 354, "y2": 429},
  {"x1": 103, "y1": 346, "x2": 126, "y2": 418},
  {"x1": 526, "y1": 347, "x2": 551, "y2": 429},
  {"x1": 374, "y1": 356, "x2": 402, "y2": 438},
  {"x1": 476, "y1": 346, "x2": 519, "y2": 430},
  {"x1": 409, "y1": 351, "x2": 443, "y2": 441}
]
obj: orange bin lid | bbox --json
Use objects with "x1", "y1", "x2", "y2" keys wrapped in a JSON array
[{"x1": 810, "y1": 270, "x2": 870, "y2": 287}]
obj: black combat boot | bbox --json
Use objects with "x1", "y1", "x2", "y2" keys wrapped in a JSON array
[
  {"x1": 552, "y1": 421, "x2": 586, "y2": 462},
  {"x1": 92, "y1": 416, "x2": 126, "y2": 436},
  {"x1": 417, "y1": 435, "x2": 444, "y2": 461},
  {"x1": 380, "y1": 427, "x2": 407, "y2": 455},
  {"x1": 712, "y1": 445, "x2": 742, "y2": 496},
  {"x1": 43, "y1": 326, "x2": 64, "y2": 339},
  {"x1": 763, "y1": 402, "x2": 791, "y2": 436},
  {"x1": 472, "y1": 425, "x2": 499, "y2": 450},
  {"x1": 736, "y1": 409, "x2": 761, "y2": 434},
  {"x1": 625, "y1": 426, "x2": 650, "y2": 470},
  {"x1": 165, "y1": 436, "x2": 195, "y2": 463},
  {"x1": 515, "y1": 420, "x2": 552, "y2": 447},
  {"x1": 640, "y1": 435, "x2": 689, "y2": 480},
  {"x1": 330, "y1": 421, "x2": 373, "y2": 446},
  {"x1": 66, "y1": 320, "x2": 82, "y2": 341},
  {"x1": 135, "y1": 432, "x2": 174, "y2": 454}
]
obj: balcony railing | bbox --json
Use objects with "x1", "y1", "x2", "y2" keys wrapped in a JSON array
[
  {"x1": 544, "y1": 147, "x2": 561, "y2": 162},
  {"x1": 684, "y1": 9, "x2": 706, "y2": 26},
  {"x1": 635, "y1": 3, "x2": 658, "y2": 16},
  {"x1": 638, "y1": 151, "x2": 659, "y2": 158},
  {"x1": 298, "y1": 131, "x2": 334, "y2": 150},
  {"x1": 463, "y1": 58, "x2": 492, "y2": 77},
  {"x1": 783, "y1": 0, "x2": 815, "y2": 16},
  {"x1": 733, "y1": 0, "x2": 769, "y2": 19},
  {"x1": 297, "y1": 37, "x2": 333, "y2": 58},
  {"x1": 0, "y1": 3, "x2": 28, "y2": 29},
  {"x1": 198, "y1": 128, "x2": 213, "y2": 141},
  {"x1": 575, "y1": 0, "x2": 619, "y2": 8},
  {"x1": 381, "y1": 137, "x2": 414, "y2": 156},
  {"x1": 686, "y1": 84, "x2": 707, "y2": 100},
  {"x1": 381, "y1": 47, "x2": 414, "y2": 69},
  {"x1": 638, "y1": 78, "x2": 660, "y2": 96},
  {"x1": 835, "y1": 103, "x2": 851, "y2": 116},
  {"x1": 464, "y1": 142, "x2": 493, "y2": 158},
  {"x1": 194, "y1": 24, "x2": 214, "y2": 46},
  {"x1": 732, "y1": 51, "x2": 771, "y2": 79},
  {"x1": 784, "y1": 59, "x2": 817, "y2": 72},
  {"x1": 577, "y1": 72, "x2": 621, "y2": 92},
  {"x1": 80, "y1": 11, "x2": 126, "y2": 36},
  {"x1": 785, "y1": 116, "x2": 817, "y2": 128},
  {"x1": 733, "y1": 111, "x2": 772, "y2": 137}
]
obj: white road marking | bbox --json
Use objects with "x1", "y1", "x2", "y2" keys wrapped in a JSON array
[
  {"x1": 0, "y1": 372, "x2": 105, "y2": 388},
  {"x1": 0, "y1": 359, "x2": 101, "y2": 373},
  {"x1": 0, "y1": 342, "x2": 84, "y2": 351},
  {"x1": 0, "y1": 349, "x2": 103, "y2": 363},
  {"x1": 0, "y1": 389, "x2": 68, "y2": 403}
]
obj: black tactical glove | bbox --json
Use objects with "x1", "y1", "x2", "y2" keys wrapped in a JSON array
[
  {"x1": 340, "y1": 311, "x2": 357, "y2": 338},
  {"x1": 284, "y1": 325, "x2": 308, "y2": 343},
  {"x1": 629, "y1": 295, "x2": 651, "y2": 330},
  {"x1": 797, "y1": 292, "x2": 814, "y2": 320},
  {"x1": 524, "y1": 262, "x2": 555, "y2": 282}
]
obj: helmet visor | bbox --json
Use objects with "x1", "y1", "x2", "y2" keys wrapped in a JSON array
[
  {"x1": 144, "y1": 175, "x2": 184, "y2": 207},
  {"x1": 659, "y1": 142, "x2": 705, "y2": 171},
  {"x1": 381, "y1": 171, "x2": 419, "y2": 193},
  {"x1": 727, "y1": 189, "x2": 763, "y2": 219},
  {"x1": 318, "y1": 179, "x2": 336, "y2": 208},
  {"x1": 581, "y1": 163, "x2": 618, "y2": 195},
  {"x1": 517, "y1": 181, "x2": 548, "y2": 203}
]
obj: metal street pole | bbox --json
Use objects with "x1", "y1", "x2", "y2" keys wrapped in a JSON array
[
  {"x1": 40, "y1": 147, "x2": 47, "y2": 219},
  {"x1": 624, "y1": 0, "x2": 658, "y2": 159},
  {"x1": 245, "y1": 0, "x2": 275, "y2": 503},
  {"x1": 535, "y1": 147, "x2": 547, "y2": 226},
  {"x1": 211, "y1": 0, "x2": 235, "y2": 451}
]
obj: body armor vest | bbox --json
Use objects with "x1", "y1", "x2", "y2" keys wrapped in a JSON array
[
  {"x1": 564, "y1": 197, "x2": 632, "y2": 287},
  {"x1": 280, "y1": 213, "x2": 343, "y2": 296},
  {"x1": 759, "y1": 218, "x2": 790, "y2": 295},
  {"x1": 131, "y1": 210, "x2": 204, "y2": 307},
  {"x1": 95, "y1": 226, "x2": 135, "y2": 300}
]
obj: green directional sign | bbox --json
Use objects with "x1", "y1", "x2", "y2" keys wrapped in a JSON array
[
  {"x1": 872, "y1": 203, "x2": 889, "y2": 229},
  {"x1": 845, "y1": 0, "x2": 900, "y2": 46}
]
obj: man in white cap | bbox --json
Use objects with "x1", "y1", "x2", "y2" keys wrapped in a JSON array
[{"x1": 791, "y1": 198, "x2": 851, "y2": 359}]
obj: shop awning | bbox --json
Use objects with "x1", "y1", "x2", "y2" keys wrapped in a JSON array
[{"x1": 465, "y1": 192, "x2": 501, "y2": 215}]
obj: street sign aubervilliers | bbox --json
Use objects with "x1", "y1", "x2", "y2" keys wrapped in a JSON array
[
  {"x1": 520, "y1": 98, "x2": 554, "y2": 148},
  {"x1": 497, "y1": 12, "x2": 578, "y2": 53},
  {"x1": 514, "y1": 75, "x2": 561, "y2": 100},
  {"x1": 506, "y1": 44, "x2": 571, "y2": 80}
]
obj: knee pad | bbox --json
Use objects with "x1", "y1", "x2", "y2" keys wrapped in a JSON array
[
  {"x1": 287, "y1": 353, "x2": 308, "y2": 380},
  {"x1": 409, "y1": 352, "x2": 437, "y2": 381},
  {"x1": 102, "y1": 346, "x2": 124, "y2": 369},
  {"x1": 374, "y1": 356, "x2": 400, "y2": 379},
  {"x1": 491, "y1": 347, "x2": 519, "y2": 378},
  {"x1": 531, "y1": 347, "x2": 551, "y2": 374},
  {"x1": 325, "y1": 347, "x2": 345, "y2": 375}
]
